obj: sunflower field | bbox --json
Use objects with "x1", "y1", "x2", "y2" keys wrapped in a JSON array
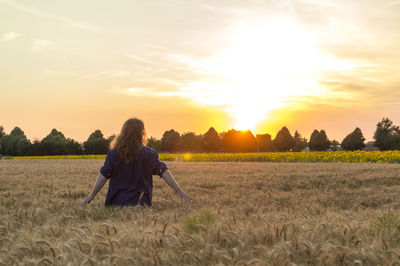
[{"x1": 5, "y1": 151, "x2": 400, "y2": 163}]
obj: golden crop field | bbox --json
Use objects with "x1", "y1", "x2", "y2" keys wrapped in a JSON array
[
  {"x1": 7, "y1": 150, "x2": 400, "y2": 163},
  {"x1": 1, "y1": 159, "x2": 400, "y2": 265}
]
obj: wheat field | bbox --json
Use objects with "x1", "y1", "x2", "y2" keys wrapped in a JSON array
[{"x1": 1, "y1": 160, "x2": 400, "y2": 265}]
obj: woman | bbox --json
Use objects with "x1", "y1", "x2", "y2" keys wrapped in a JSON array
[{"x1": 80, "y1": 118, "x2": 192, "y2": 207}]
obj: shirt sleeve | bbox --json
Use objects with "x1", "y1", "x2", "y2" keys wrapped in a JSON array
[
  {"x1": 100, "y1": 150, "x2": 115, "y2": 179},
  {"x1": 150, "y1": 150, "x2": 168, "y2": 177}
]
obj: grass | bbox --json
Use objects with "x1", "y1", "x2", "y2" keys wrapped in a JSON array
[
  {"x1": 183, "y1": 211, "x2": 216, "y2": 234},
  {"x1": 2, "y1": 159, "x2": 400, "y2": 264}
]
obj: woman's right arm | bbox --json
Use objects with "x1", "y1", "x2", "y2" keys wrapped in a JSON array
[
  {"x1": 161, "y1": 170, "x2": 192, "y2": 202},
  {"x1": 80, "y1": 173, "x2": 108, "y2": 207}
]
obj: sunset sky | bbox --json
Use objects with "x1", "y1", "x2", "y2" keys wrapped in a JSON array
[{"x1": 1, "y1": 0, "x2": 400, "y2": 142}]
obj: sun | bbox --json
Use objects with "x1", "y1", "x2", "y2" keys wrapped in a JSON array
[
  {"x1": 221, "y1": 18, "x2": 330, "y2": 131},
  {"x1": 178, "y1": 17, "x2": 342, "y2": 132}
]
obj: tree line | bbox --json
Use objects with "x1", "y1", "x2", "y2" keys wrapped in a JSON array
[
  {"x1": 0, "y1": 117, "x2": 399, "y2": 156},
  {"x1": 0, "y1": 128, "x2": 113, "y2": 156}
]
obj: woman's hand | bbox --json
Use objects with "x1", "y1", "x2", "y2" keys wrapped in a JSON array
[
  {"x1": 176, "y1": 189, "x2": 192, "y2": 202},
  {"x1": 80, "y1": 195, "x2": 94, "y2": 207},
  {"x1": 80, "y1": 174, "x2": 108, "y2": 207}
]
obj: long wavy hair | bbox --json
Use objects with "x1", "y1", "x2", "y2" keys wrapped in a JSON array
[{"x1": 111, "y1": 118, "x2": 147, "y2": 164}]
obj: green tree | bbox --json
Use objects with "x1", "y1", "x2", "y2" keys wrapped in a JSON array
[
  {"x1": 202, "y1": 127, "x2": 222, "y2": 152},
  {"x1": 30, "y1": 139, "x2": 45, "y2": 155},
  {"x1": 107, "y1": 134, "x2": 116, "y2": 146},
  {"x1": 256, "y1": 134, "x2": 274, "y2": 152},
  {"x1": 330, "y1": 140, "x2": 341, "y2": 151},
  {"x1": 0, "y1": 126, "x2": 4, "y2": 154},
  {"x1": 0, "y1": 127, "x2": 31, "y2": 156},
  {"x1": 341, "y1": 127, "x2": 366, "y2": 151},
  {"x1": 161, "y1": 129, "x2": 181, "y2": 152},
  {"x1": 40, "y1": 129, "x2": 68, "y2": 155},
  {"x1": 84, "y1": 130, "x2": 109, "y2": 154},
  {"x1": 181, "y1": 132, "x2": 202, "y2": 152},
  {"x1": 238, "y1": 130, "x2": 257, "y2": 152},
  {"x1": 65, "y1": 138, "x2": 83, "y2": 155},
  {"x1": 382, "y1": 135, "x2": 400, "y2": 150},
  {"x1": 309, "y1": 129, "x2": 330, "y2": 151},
  {"x1": 273, "y1": 126, "x2": 295, "y2": 152},
  {"x1": 222, "y1": 129, "x2": 240, "y2": 152},
  {"x1": 373, "y1": 118, "x2": 400, "y2": 150},
  {"x1": 10, "y1": 127, "x2": 25, "y2": 137},
  {"x1": 147, "y1": 137, "x2": 162, "y2": 152},
  {"x1": 293, "y1": 131, "x2": 308, "y2": 152}
]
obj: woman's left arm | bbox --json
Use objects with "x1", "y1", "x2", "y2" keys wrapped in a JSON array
[{"x1": 80, "y1": 174, "x2": 108, "y2": 207}]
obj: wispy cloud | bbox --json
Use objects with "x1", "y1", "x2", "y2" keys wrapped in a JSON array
[
  {"x1": 2, "y1": 31, "x2": 21, "y2": 41},
  {"x1": 84, "y1": 70, "x2": 129, "y2": 78},
  {"x1": 123, "y1": 53, "x2": 157, "y2": 66},
  {"x1": 32, "y1": 39, "x2": 52, "y2": 50},
  {"x1": 389, "y1": 0, "x2": 400, "y2": 6},
  {"x1": 294, "y1": 0, "x2": 337, "y2": 7},
  {"x1": 0, "y1": 0, "x2": 103, "y2": 32},
  {"x1": 42, "y1": 69, "x2": 73, "y2": 76},
  {"x1": 111, "y1": 86, "x2": 173, "y2": 97}
]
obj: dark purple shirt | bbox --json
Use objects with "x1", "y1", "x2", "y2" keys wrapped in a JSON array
[{"x1": 100, "y1": 146, "x2": 167, "y2": 207}]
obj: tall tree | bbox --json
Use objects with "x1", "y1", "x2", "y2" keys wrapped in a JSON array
[
  {"x1": 341, "y1": 127, "x2": 366, "y2": 151},
  {"x1": 84, "y1": 130, "x2": 109, "y2": 154},
  {"x1": 181, "y1": 132, "x2": 202, "y2": 152},
  {"x1": 107, "y1": 134, "x2": 116, "y2": 146},
  {"x1": 161, "y1": 129, "x2": 181, "y2": 152},
  {"x1": 65, "y1": 138, "x2": 83, "y2": 155},
  {"x1": 319, "y1": 130, "x2": 330, "y2": 150},
  {"x1": 10, "y1": 127, "x2": 25, "y2": 137},
  {"x1": 30, "y1": 139, "x2": 45, "y2": 156},
  {"x1": 256, "y1": 134, "x2": 274, "y2": 152},
  {"x1": 382, "y1": 135, "x2": 400, "y2": 150},
  {"x1": 293, "y1": 131, "x2": 308, "y2": 152},
  {"x1": 273, "y1": 127, "x2": 295, "y2": 152},
  {"x1": 147, "y1": 137, "x2": 162, "y2": 152},
  {"x1": 238, "y1": 130, "x2": 257, "y2": 152},
  {"x1": 373, "y1": 118, "x2": 400, "y2": 150},
  {"x1": 0, "y1": 127, "x2": 31, "y2": 156},
  {"x1": 309, "y1": 129, "x2": 330, "y2": 151},
  {"x1": 0, "y1": 126, "x2": 4, "y2": 154},
  {"x1": 40, "y1": 129, "x2": 69, "y2": 155},
  {"x1": 222, "y1": 129, "x2": 240, "y2": 152},
  {"x1": 202, "y1": 127, "x2": 222, "y2": 152}
]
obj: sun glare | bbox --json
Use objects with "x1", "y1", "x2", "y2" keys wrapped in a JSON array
[{"x1": 179, "y1": 17, "x2": 346, "y2": 132}]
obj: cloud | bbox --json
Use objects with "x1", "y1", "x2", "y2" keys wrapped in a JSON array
[
  {"x1": 123, "y1": 53, "x2": 157, "y2": 66},
  {"x1": 32, "y1": 39, "x2": 52, "y2": 50},
  {"x1": 42, "y1": 69, "x2": 73, "y2": 76},
  {"x1": 84, "y1": 70, "x2": 130, "y2": 78},
  {"x1": 294, "y1": 0, "x2": 337, "y2": 7},
  {"x1": 0, "y1": 0, "x2": 102, "y2": 32},
  {"x1": 389, "y1": 0, "x2": 400, "y2": 6},
  {"x1": 111, "y1": 86, "x2": 174, "y2": 97},
  {"x1": 2, "y1": 31, "x2": 21, "y2": 41}
]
